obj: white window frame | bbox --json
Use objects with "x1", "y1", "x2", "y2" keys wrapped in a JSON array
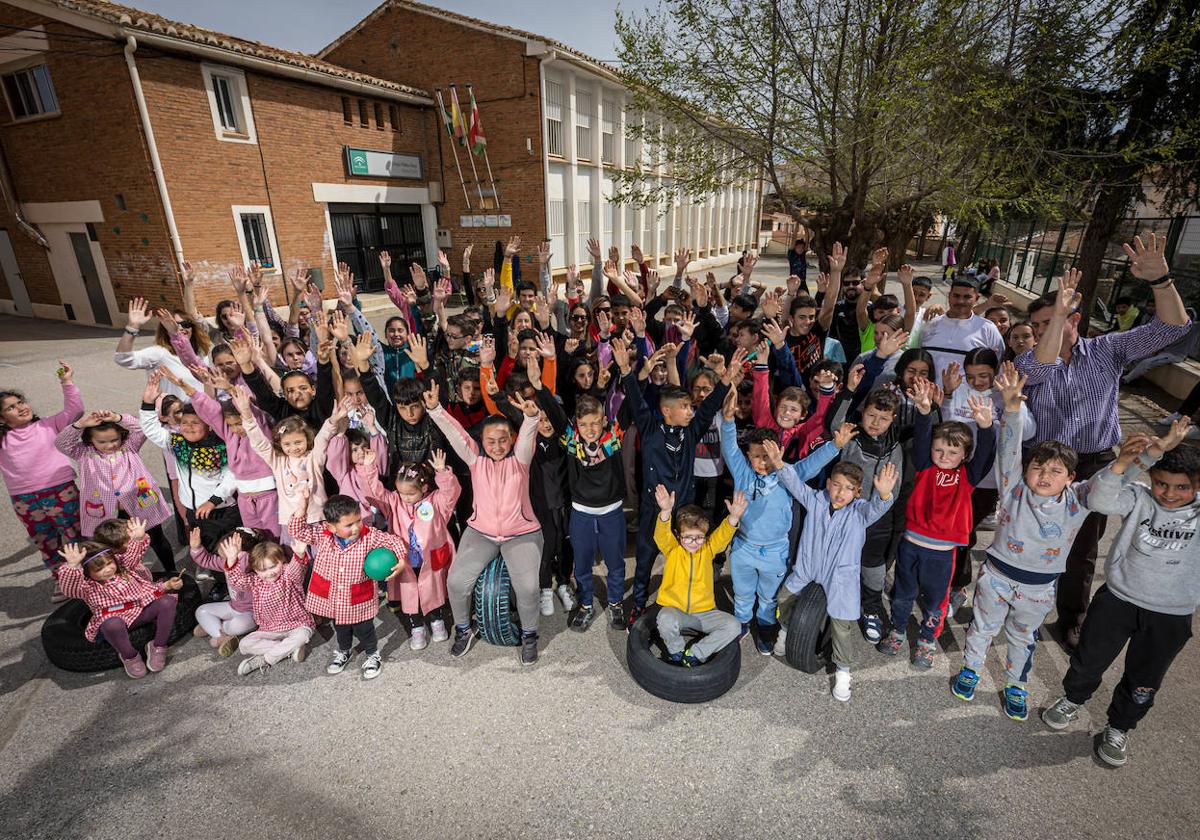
[
  {"x1": 601, "y1": 96, "x2": 616, "y2": 164},
  {"x1": 1, "y1": 63, "x2": 59, "y2": 122},
  {"x1": 544, "y1": 78, "x2": 564, "y2": 157},
  {"x1": 575, "y1": 87, "x2": 593, "y2": 161},
  {"x1": 231, "y1": 205, "x2": 281, "y2": 273},
  {"x1": 202, "y1": 64, "x2": 257, "y2": 144}
]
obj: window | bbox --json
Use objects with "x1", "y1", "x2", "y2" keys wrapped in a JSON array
[
  {"x1": 2, "y1": 64, "x2": 58, "y2": 120},
  {"x1": 374, "y1": 102, "x2": 384, "y2": 130},
  {"x1": 602, "y1": 97, "x2": 615, "y2": 163},
  {"x1": 201, "y1": 65, "x2": 256, "y2": 143},
  {"x1": 575, "y1": 87, "x2": 592, "y2": 160},
  {"x1": 232, "y1": 205, "x2": 281, "y2": 272},
  {"x1": 341, "y1": 96, "x2": 353, "y2": 124},
  {"x1": 388, "y1": 104, "x2": 400, "y2": 132},
  {"x1": 576, "y1": 200, "x2": 592, "y2": 264},
  {"x1": 358, "y1": 99, "x2": 369, "y2": 128},
  {"x1": 548, "y1": 198, "x2": 566, "y2": 268},
  {"x1": 545, "y1": 79, "x2": 564, "y2": 157}
]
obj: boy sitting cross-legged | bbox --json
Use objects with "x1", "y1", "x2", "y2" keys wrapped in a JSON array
[
  {"x1": 766, "y1": 441, "x2": 899, "y2": 701},
  {"x1": 653, "y1": 484, "x2": 748, "y2": 666}
]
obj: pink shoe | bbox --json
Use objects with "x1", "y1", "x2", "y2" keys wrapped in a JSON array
[
  {"x1": 145, "y1": 643, "x2": 168, "y2": 672},
  {"x1": 121, "y1": 654, "x2": 147, "y2": 679}
]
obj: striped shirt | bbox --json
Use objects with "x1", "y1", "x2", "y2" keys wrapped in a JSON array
[{"x1": 1015, "y1": 317, "x2": 1191, "y2": 454}]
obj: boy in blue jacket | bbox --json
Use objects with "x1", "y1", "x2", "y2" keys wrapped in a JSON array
[
  {"x1": 765, "y1": 440, "x2": 898, "y2": 702},
  {"x1": 719, "y1": 381, "x2": 854, "y2": 654},
  {"x1": 617, "y1": 340, "x2": 744, "y2": 624}
]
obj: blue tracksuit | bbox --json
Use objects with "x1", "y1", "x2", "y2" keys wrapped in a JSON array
[{"x1": 722, "y1": 418, "x2": 839, "y2": 625}]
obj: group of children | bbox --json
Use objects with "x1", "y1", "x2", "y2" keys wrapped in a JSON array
[{"x1": 1, "y1": 237, "x2": 1195, "y2": 770}]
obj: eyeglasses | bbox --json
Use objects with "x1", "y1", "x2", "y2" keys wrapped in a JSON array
[
  {"x1": 176, "y1": 319, "x2": 194, "y2": 329},
  {"x1": 446, "y1": 332, "x2": 465, "y2": 340},
  {"x1": 570, "y1": 314, "x2": 589, "y2": 322},
  {"x1": 594, "y1": 307, "x2": 612, "y2": 314}
]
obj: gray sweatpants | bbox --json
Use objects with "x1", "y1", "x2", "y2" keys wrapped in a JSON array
[
  {"x1": 448, "y1": 527, "x2": 544, "y2": 633},
  {"x1": 657, "y1": 606, "x2": 740, "y2": 662},
  {"x1": 962, "y1": 563, "x2": 1056, "y2": 686},
  {"x1": 777, "y1": 586, "x2": 857, "y2": 667}
]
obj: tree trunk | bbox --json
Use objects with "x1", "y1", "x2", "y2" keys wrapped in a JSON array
[{"x1": 1076, "y1": 179, "x2": 1136, "y2": 327}]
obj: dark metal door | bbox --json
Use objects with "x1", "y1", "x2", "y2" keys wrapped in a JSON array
[
  {"x1": 330, "y1": 209, "x2": 426, "y2": 292},
  {"x1": 69, "y1": 231, "x2": 111, "y2": 325}
]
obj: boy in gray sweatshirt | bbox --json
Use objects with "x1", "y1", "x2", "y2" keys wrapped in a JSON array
[
  {"x1": 951, "y1": 364, "x2": 1093, "y2": 722},
  {"x1": 1041, "y1": 420, "x2": 1198, "y2": 768}
]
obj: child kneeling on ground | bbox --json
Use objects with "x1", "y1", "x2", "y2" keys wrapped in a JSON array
[
  {"x1": 1042, "y1": 420, "x2": 1199, "y2": 767},
  {"x1": 652, "y1": 484, "x2": 747, "y2": 666},
  {"x1": 769, "y1": 445, "x2": 899, "y2": 702}
]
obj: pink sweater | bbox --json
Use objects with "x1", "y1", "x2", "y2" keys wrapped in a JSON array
[
  {"x1": 429, "y1": 405, "x2": 539, "y2": 541},
  {"x1": 190, "y1": 391, "x2": 275, "y2": 490},
  {"x1": 244, "y1": 415, "x2": 335, "y2": 524},
  {"x1": 326, "y1": 430, "x2": 388, "y2": 518},
  {"x1": 0, "y1": 382, "x2": 83, "y2": 495}
]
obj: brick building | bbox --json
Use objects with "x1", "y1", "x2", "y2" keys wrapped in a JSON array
[
  {"x1": 0, "y1": 0, "x2": 441, "y2": 325},
  {"x1": 321, "y1": 0, "x2": 763, "y2": 278}
]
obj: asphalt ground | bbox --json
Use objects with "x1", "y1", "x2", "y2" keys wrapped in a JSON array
[{"x1": 1, "y1": 261, "x2": 1197, "y2": 839}]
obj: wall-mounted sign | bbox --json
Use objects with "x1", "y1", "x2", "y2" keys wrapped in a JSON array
[{"x1": 344, "y1": 147, "x2": 423, "y2": 180}]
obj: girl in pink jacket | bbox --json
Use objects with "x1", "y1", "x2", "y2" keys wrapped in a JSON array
[{"x1": 358, "y1": 447, "x2": 460, "y2": 651}]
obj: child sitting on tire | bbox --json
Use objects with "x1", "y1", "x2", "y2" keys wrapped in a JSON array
[
  {"x1": 56, "y1": 539, "x2": 183, "y2": 679},
  {"x1": 766, "y1": 446, "x2": 899, "y2": 702},
  {"x1": 652, "y1": 484, "x2": 747, "y2": 666}
]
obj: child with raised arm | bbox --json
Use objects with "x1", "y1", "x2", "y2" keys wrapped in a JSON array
[
  {"x1": 653, "y1": 485, "x2": 746, "y2": 666},
  {"x1": 951, "y1": 363, "x2": 1090, "y2": 720},
  {"x1": 1041, "y1": 420, "x2": 1198, "y2": 767},
  {"x1": 425, "y1": 381, "x2": 546, "y2": 665},
  {"x1": 878, "y1": 377, "x2": 996, "y2": 668},
  {"x1": 768, "y1": 443, "x2": 898, "y2": 701},
  {"x1": 190, "y1": 527, "x2": 267, "y2": 657}
]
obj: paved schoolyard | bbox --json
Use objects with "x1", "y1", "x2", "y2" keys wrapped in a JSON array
[{"x1": 0, "y1": 294, "x2": 1197, "y2": 839}]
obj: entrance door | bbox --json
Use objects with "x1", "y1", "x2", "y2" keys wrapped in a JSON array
[
  {"x1": 0, "y1": 230, "x2": 32, "y2": 315},
  {"x1": 69, "y1": 231, "x2": 111, "y2": 325},
  {"x1": 330, "y1": 206, "x2": 426, "y2": 292}
]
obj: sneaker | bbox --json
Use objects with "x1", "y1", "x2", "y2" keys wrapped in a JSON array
[
  {"x1": 949, "y1": 588, "x2": 969, "y2": 617},
  {"x1": 291, "y1": 643, "x2": 307, "y2": 663},
  {"x1": 772, "y1": 627, "x2": 788, "y2": 657},
  {"x1": 665, "y1": 650, "x2": 684, "y2": 665},
  {"x1": 430, "y1": 619, "x2": 449, "y2": 642},
  {"x1": 121, "y1": 653, "x2": 147, "y2": 679},
  {"x1": 539, "y1": 588, "x2": 555, "y2": 616},
  {"x1": 951, "y1": 667, "x2": 980, "y2": 701},
  {"x1": 192, "y1": 624, "x2": 208, "y2": 638},
  {"x1": 913, "y1": 639, "x2": 935, "y2": 669},
  {"x1": 1003, "y1": 684, "x2": 1030, "y2": 721},
  {"x1": 1096, "y1": 725, "x2": 1129, "y2": 767},
  {"x1": 626, "y1": 604, "x2": 644, "y2": 627},
  {"x1": 409, "y1": 625, "x2": 429, "y2": 651},
  {"x1": 832, "y1": 669, "x2": 851, "y2": 702},
  {"x1": 1041, "y1": 696, "x2": 1081, "y2": 731},
  {"x1": 877, "y1": 630, "x2": 903, "y2": 656},
  {"x1": 608, "y1": 602, "x2": 626, "y2": 631},
  {"x1": 861, "y1": 613, "x2": 883, "y2": 643},
  {"x1": 680, "y1": 647, "x2": 701, "y2": 667},
  {"x1": 755, "y1": 632, "x2": 774, "y2": 656},
  {"x1": 217, "y1": 635, "x2": 240, "y2": 658},
  {"x1": 194, "y1": 568, "x2": 213, "y2": 582},
  {"x1": 50, "y1": 582, "x2": 67, "y2": 604},
  {"x1": 237, "y1": 654, "x2": 269, "y2": 676},
  {"x1": 361, "y1": 652, "x2": 383, "y2": 680},
  {"x1": 569, "y1": 605, "x2": 596, "y2": 632},
  {"x1": 520, "y1": 633, "x2": 539, "y2": 666},
  {"x1": 738, "y1": 622, "x2": 750, "y2": 642},
  {"x1": 556, "y1": 583, "x2": 577, "y2": 612},
  {"x1": 1159, "y1": 411, "x2": 1182, "y2": 426},
  {"x1": 145, "y1": 643, "x2": 168, "y2": 673},
  {"x1": 326, "y1": 649, "x2": 352, "y2": 675},
  {"x1": 449, "y1": 625, "x2": 479, "y2": 658}
]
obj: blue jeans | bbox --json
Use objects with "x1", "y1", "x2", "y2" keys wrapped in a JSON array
[
  {"x1": 729, "y1": 539, "x2": 789, "y2": 625},
  {"x1": 570, "y1": 507, "x2": 627, "y2": 607},
  {"x1": 890, "y1": 539, "x2": 955, "y2": 643}
]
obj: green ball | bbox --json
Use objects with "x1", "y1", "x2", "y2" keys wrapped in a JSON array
[{"x1": 363, "y1": 547, "x2": 399, "y2": 581}]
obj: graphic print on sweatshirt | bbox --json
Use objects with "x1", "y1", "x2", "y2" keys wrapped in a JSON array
[{"x1": 1136, "y1": 513, "x2": 1199, "y2": 558}]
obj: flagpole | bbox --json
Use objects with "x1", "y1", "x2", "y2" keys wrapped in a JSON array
[
  {"x1": 468, "y1": 83, "x2": 501, "y2": 211},
  {"x1": 451, "y1": 84, "x2": 486, "y2": 208},
  {"x1": 435, "y1": 89, "x2": 472, "y2": 211}
]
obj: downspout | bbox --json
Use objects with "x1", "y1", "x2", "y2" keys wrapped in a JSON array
[
  {"x1": 124, "y1": 35, "x2": 185, "y2": 270},
  {"x1": 0, "y1": 142, "x2": 48, "y2": 248}
]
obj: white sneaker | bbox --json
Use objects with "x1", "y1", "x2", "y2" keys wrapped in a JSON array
[
  {"x1": 237, "y1": 654, "x2": 269, "y2": 676},
  {"x1": 832, "y1": 669, "x2": 852, "y2": 702},
  {"x1": 361, "y1": 652, "x2": 383, "y2": 680},
  {"x1": 409, "y1": 625, "x2": 429, "y2": 651},
  {"x1": 556, "y1": 583, "x2": 577, "y2": 612},
  {"x1": 772, "y1": 627, "x2": 788, "y2": 657},
  {"x1": 539, "y1": 588, "x2": 555, "y2": 616},
  {"x1": 291, "y1": 643, "x2": 306, "y2": 663},
  {"x1": 430, "y1": 619, "x2": 449, "y2": 642},
  {"x1": 1159, "y1": 412, "x2": 1182, "y2": 427}
]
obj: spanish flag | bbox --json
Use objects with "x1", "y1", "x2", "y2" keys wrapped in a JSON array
[
  {"x1": 449, "y1": 89, "x2": 467, "y2": 148},
  {"x1": 468, "y1": 89, "x2": 486, "y2": 156}
]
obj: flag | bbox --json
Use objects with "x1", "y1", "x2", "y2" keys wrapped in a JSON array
[
  {"x1": 468, "y1": 88, "x2": 486, "y2": 156},
  {"x1": 437, "y1": 90, "x2": 456, "y2": 140},
  {"x1": 449, "y1": 91, "x2": 467, "y2": 148}
]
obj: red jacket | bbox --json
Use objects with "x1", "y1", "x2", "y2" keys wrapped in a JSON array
[{"x1": 904, "y1": 412, "x2": 997, "y2": 546}]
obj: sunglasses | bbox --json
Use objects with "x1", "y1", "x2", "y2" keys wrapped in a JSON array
[
  {"x1": 594, "y1": 307, "x2": 612, "y2": 314},
  {"x1": 570, "y1": 314, "x2": 589, "y2": 322},
  {"x1": 176, "y1": 319, "x2": 194, "y2": 328}
]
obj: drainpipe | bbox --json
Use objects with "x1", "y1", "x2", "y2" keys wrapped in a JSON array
[
  {"x1": 124, "y1": 35, "x2": 185, "y2": 270},
  {"x1": 0, "y1": 142, "x2": 48, "y2": 248}
]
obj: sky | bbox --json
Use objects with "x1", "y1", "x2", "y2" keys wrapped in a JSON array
[{"x1": 127, "y1": 0, "x2": 652, "y2": 61}]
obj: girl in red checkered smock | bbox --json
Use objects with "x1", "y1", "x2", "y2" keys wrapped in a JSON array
[
  {"x1": 356, "y1": 447, "x2": 460, "y2": 652},
  {"x1": 56, "y1": 526, "x2": 184, "y2": 680}
]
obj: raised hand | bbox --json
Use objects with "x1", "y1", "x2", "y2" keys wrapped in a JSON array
[
  {"x1": 760, "y1": 439, "x2": 786, "y2": 471},
  {"x1": 228, "y1": 335, "x2": 253, "y2": 368},
  {"x1": 595, "y1": 308, "x2": 612, "y2": 338},
  {"x1": 329, "y1": 395, "x2": 352, "y2": 424},
  {"x1": 721, "y1": 384, "x2": 738, "y2": 421},
  {"x1": 407, "y1": 333, "x2": 429, "y2": 370},
  {"x1": 723, "y1": 348, "x2": 748, "y2": 384},
  {"x1": 535, "y1": 331, "x2": 556, "y2": 359},
  {"x1": 56, "y1": 359, "x2": 74, "y2": 384},
  {"x1": 740, "y1": 252, "x2": 758, "y2": 278},
  {"x1": 874, "y1": 462, "x2": 899, "y2": 498},
  {"x1": 677, "y1": 310, "x2": 697, "y2": 342},
  {"x1": 127, "y1": 297, "x2": 151, "y2": 330},
  {"x1": 334, "y1": 264, "x2": 355, "y2": 307},
  {"x1": 73, "y1": 411, "x2": 104, "y2": 428},
  {"x1": 602, "y1": 259, "x2": 619, "y2": 281},
  {"x1": 479, "y1": 335, "x2": 497, "y2": 367},
  {"x1": 833, "y1": 422, "x2": 858, "y2": 449},
  {"x1": 229, "y1": 383, "x2": 254, "y2": 417},
  {"x1": 461, "y1": 243, "x2": 472, "y2": 273},
  {"x1": 994, "y1": 361, "x2": 1026, "y2": 411},
  {"x1": 350, "y1": 332, "x2": 374, "y2": 368},
  {"x1": 378, "y1": 250, "x2": 392, "y2": 276},
  {"x1": 142, "y1": 370, "x2": 162, "y2": 404},
  {"x1": 154, "y1": 308, "x2": 179, "y2": 336},
  {"x1": 654, "y1": 483, "x2": 676, "y2": 514},
  {"x1": 218, "y1": 531, "x2": 242, "y2": 562},
  {"x1": 815, "y1": 366, "x2": 841, "y2": 392},
  {"x1": 287, "y1": 268, "x2": 311, "y2": 296},
  {"x1": 897, "y1": 264, "x2": 914, "y2": 286},
  {"x1": 726, "y1": 490, "x2": 748, "y2": 521},
  {"x1": 968, "y1": 393, "x2": 994, "y2": 428},
  {"x1": 1123, "y1": 231, "x2": 1170, "y2": 282},
  {"x1": 705, "y1": 352, "x2": 727, "y2": 380},
  {"x1": 188, "y1": 527, "x2": 202, "y2": 551},
  {"x1": 1054, "y1": 268, "x2": 1083, "y2": 318},
  {"x1": 410, "y1": 263, "x2": 428, "y2": 291},
  {"x1": 611, "y1": 337, "x2": 631, "y2": 373},
  {"x1": 525, "y1": 348, "x2": 542, "y2": 384},
  {"x1": 328, "y1": 309, "x2": 350, "y2": 342},
  {"x1": 786, "y1": 274, "x2": 801, "y2": 298},
  {"x1": 437, "y1": 249, "x2": 451, "y2": 276},
  {"x1": 430, "y1": 448, "x2": 448, "y2": 472},
  {"x1": 815, "y1": 271, "x2": 829, "y2": 295},
  {"x1": 827, "y1": 242, "x2": 847, "y2": 281},
  {"x1": 1154, "y1": 417, "x2": 1192, "y2": 453},
  {"x1": 908, "y1": 376, "x2": 934, "y2": 415},
  {"x1": 942, "y1": 362, "x2": 962, "y2": 394},
  {"x1": 760, "y1": 288, "x2": 781, "y2": 320},
  {"x1": 505, "y1": 236, "x2": 522, "y2": 257},
  {"x1": 628, "y1": 306, "x2": 646, "y2": 337},
  {"x1": 876, "y1": 327, "x2": 909, "y2": 359},
  {"x1": 674, "y1": 247, "x2": 692, "y2": 274},
  {"x1": 509, "y1": 391, "x2": 541, "y2": 418},
  {"x1": 181, "y1": 261, "x2": 196, "y2": 287},
  {"x1": 631, "y1": 243, "x2": 644, "y2": 265},
  {"x1": 60, "y1": 543, "x2": 87, "y2": 566},
  {"x1": 433, "y1": 277, "x2": 452, "y2": 306},
  {"x1": 422, "y1": 380, "x2": 441, "y2": 411}
]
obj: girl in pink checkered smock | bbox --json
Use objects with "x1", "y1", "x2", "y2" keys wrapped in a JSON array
[{"x1": 55, "y1": 409, "x2": 176, "y2": 572}]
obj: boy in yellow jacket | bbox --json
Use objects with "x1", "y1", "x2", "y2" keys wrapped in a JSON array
[{"x1": 653, "y1": 484, "x2": 748, "y2": 666}]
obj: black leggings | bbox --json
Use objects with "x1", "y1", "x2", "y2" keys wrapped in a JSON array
[
  {"x1": 535, "y1": 505, "x2": 573, "y2": 589},
  {"x1": 334, "y1": 619, "x2": 379, "y2": 655}
]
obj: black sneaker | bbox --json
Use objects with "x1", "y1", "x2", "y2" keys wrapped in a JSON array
[
  {"x1": 626, "y1": 603, "x2": 644, "y2": 627},
  {"x1": 519, "y1": 632, "x2": 539, "y2": 666},
  {"x1": 568, "y1": 605, "x2": 596, "y2": 633},
  {"x1": 449, "y1": 625, "x2": 479, "y2": 658},
  {"x1": 608, "y1": 602, "x2": 627, "y2": 631}
]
